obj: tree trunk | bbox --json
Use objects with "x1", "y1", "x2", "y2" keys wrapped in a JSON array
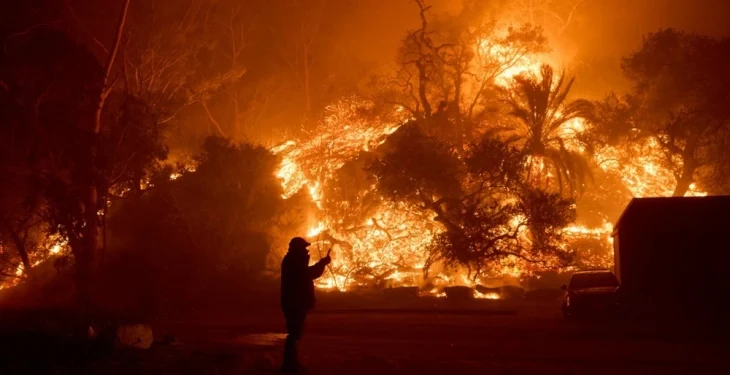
[
  {"x1": 417, "y1": 61, "x2": 432, "y2": 119},
  {"x1": 672, "y1": 162, "x2": 696, "y2": 197},
  {"x1": 16, "y1": 243, "x2": 32, "y2": 279},
  {"x1": 672, "y1": 139, "x2": 699, "y2": 197},
  {"x1": 1, "y1": 218, "x2": 32, "y2": 279},
  {"x1": 81, "y1": 0, "x2": 131, "y2": 333}
]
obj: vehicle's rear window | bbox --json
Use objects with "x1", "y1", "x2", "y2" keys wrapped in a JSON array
[{"x1": 569, "y1": 272, "x2": 618, "y2": 289}]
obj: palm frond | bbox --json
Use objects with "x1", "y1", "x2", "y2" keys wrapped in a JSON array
[
  {"x1": 503, "y1": 134, "x2": 524, "y2": 145},
  {"x1": 484, "y1": 125, "x2": 518, "y2": 136},
  {"x1": 507, "y1": 63, "x2": 593, "y2": 195}
]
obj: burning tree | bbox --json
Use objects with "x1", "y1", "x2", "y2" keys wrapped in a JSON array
[
  {"x1": 374, "y1": 0, "x2": 548, "y2": 146},
  {"x1": 274, "y1": 91, "x2": 584, "y2": 290},
  {"x1": 499, "y1": 64, "x2": 593, "y2": 194},
  {"x1": 373, "y1": 123, "x2": 575, "y2": 281},
  {"x1": 620, "y1": 29, "x2": 730, "y2": 197}
]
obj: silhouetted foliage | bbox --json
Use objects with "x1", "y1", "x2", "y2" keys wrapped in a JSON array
[
  {"x1": 372, "y1": 122, "x2": 575, "y2": 279},
  {"x1": 621, "y1": 29, "x2": 730, "y2": 196},
  {"x1": 104, "y1": 137, "x2": 305, "y2": 313},
  {"x1": 373, "y1": 123, "x2": 464, "y2": 204},
  {"x1": 0, "y1": 26, "x2": 102, "y2": 285},
  {"x1": 581, "y1": 92, "x2": 637, "y2": 149},
  {"x1": 102, "y1": 94, "x2": 169, "y2": 197}
]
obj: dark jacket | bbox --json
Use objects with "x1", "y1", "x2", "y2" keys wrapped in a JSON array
[{"x1": 280, "y1": 248, "x2": 327, "y2": 311}]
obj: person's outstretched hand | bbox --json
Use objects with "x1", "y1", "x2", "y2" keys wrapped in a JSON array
[{"x1": 321, "y1": 248, "x2": 332, "y2": 265}]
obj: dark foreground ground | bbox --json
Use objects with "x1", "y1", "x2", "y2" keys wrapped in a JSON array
[{"x1": 1, "y1": 300, "x2": 728, "y2": 374}]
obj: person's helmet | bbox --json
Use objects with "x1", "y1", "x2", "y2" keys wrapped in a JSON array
[{"x1": 289, "y1": 237, "x2": 311, "y2": 249}]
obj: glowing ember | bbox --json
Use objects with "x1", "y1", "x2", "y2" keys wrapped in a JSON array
[
  {"x1": 475, "y1": 292, "x2": 501, "y2": 300},
  {"x1": 563, "y1": 221, "x2": 613, "y2": 243},
  {"x1": 14, "y1": 263, "x2": 23, "y2": 277},
  {"x1": 50, "y1": 242, "x2": 63, "y2": 254}
]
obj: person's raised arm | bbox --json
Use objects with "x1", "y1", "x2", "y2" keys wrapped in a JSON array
[{"x1": 307, "y1": 249, "x2": 332, "y2": 280}]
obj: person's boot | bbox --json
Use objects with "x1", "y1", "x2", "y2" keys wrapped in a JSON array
[
  {"x1": 281, "y1": 337, "x2": 299, "y2": 373},
  {"x1": 282, "y1": 365, "x2": 308, "y2": 374}
]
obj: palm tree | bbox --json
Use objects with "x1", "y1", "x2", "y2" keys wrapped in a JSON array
[{"x1": 500, "y1": 64, "x2": 593, "y2": 195}]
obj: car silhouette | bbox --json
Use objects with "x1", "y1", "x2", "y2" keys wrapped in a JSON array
[{"x1": 561, "y1": 270, "x2": 620, "y2": 319}]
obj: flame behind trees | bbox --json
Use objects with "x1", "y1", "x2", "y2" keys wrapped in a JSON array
[
  {"x1": 586, "y1": 29, "x2": 730, "y2": 197},
  {"x1": 621, "y1": 29, "x2": 730, "y2": 196}
]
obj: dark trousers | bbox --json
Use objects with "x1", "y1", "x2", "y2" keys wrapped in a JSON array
[{"x1": 282, "y1": 309, "x2": 307, "y2": 370}]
